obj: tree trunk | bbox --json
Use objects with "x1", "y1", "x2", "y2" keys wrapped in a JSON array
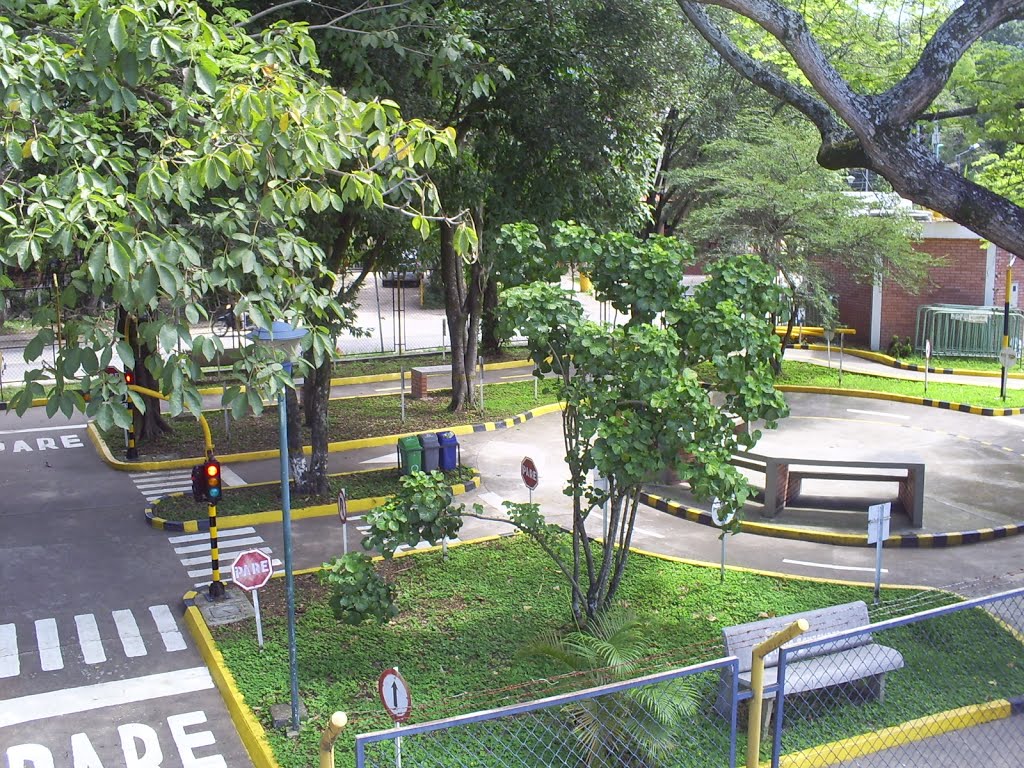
[
  {"x1": 306, "y1": 356, "x2": 332, "y2": 496},
  {"x1": 441, "y1": 222, "x2": 472, "y2": 411},
  {"x1": 480, "y1": 275, "x2": 501, "y2": 356},
  {"x1": 119, "y1": 308, "x2": 171, "y2": 442},
  {"x1": 285, "y1": 385, "x2": 309, "y2": 494}
]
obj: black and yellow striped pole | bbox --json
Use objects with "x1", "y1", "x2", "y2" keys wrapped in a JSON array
[
  {"x1": 1001, "y1": 259, "x2": 1014, "y2": 401},
  {"x1": 206, "y1": 455, "x2": 225, "y2": 599}
]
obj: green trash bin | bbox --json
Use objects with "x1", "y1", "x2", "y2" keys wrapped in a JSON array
[{"x1": 397, "y1": 435, "x2": 423, "y2": 475}]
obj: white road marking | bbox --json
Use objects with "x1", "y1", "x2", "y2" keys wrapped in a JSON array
[
  {"x1": 35, "y1": 619, "x2": 63, "y2": 671},
  {"x1": 846, "y1": 409, "x2": 909, "y2": 420},
  {"x1": 0, "y1": 623, "x2": 19, "y2": 677},
  {"x1": 187, "y1": 559, "x2": 281, "y2": 580},
  {"x1": 149, "y1": 606, "x2": 186, "y2": 653},
  {"x1": 0, "y1": 667, "x2": 215, "y2": 727},
  {"x1": 375, "y1": 385, "x2": 403, "y2": 393},
  {"x1": 360, "y1": 453, "x2": 398, "y2": 464},
  {"x1": 112, "y1": 610, "x2": 147, "y2": 658},
  {"x1": 630, "y1": 525, "x2": 666, "y2": 540},
  {"x1": 0, "y1": 424, "x2": 88, "y2": 435},
  {"x1": 75, "y1": 614, "x2": 106, "y2": 664},
  {"x1": 783, "y1": 558, "x2": 888, "y2": 573},
  {"x1": 168, "y1": 527, "x2": 256, "y2": 544},
  {"x1": 477, "y1": 492, "x2": 506, "y2": 510},
  {"x1": 178, "y1": 546, "x2": 273, "y2": 567},
  {"x1": 175, "y1": 535, "x2": 267, "y2": 555},
  {"x1": 220, "y1": 465, "x2": 245, "y2": 486},
  {"x1": 500, "y1": 374, "x2": 534, "y2": 381}
]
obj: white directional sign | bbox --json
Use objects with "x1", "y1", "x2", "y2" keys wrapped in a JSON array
[
  {"x1": 999, "y1": 346, "x2": 1017, "y2": 368},
  {"x1": 710, "y1": 497, "x2": 735, "y2": 527},
  {"x1": 867, "y1": 502, "x2": 892, "y2": 545},
  {"x1": 378, "y1": 668, "x2": 412, "y2": 722}
]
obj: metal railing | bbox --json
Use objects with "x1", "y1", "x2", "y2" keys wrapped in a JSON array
[
  {"x1": 914, "y1": 304, "x2": 1024, "y2": 358},
  {"x1": 355, "y1": 658, "x2": 741, "y2": 768},
  {"x1": 350, "y1": 587, "x2": 1024, "y2": 768}
]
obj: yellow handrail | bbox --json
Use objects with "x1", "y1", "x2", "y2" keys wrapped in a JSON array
[
  {"x1": 127, "y1": 383, "x2": 213, "y2": 457},
  {"x1": 747, "y1": 619, "x2": 809, "y2": 768},
  {"x1": 319, "y1": 712, "x2": 348, "y2": 768}
]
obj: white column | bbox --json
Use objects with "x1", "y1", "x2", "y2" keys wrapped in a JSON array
[
  {"x1": 984, "y1": 242, "x2": 997, "y2": 306},
  {"x1": 871, "y1": 273, "x2": 883, "y2": 351}
]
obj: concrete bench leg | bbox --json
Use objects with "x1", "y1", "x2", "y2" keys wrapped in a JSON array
[{"x1": 867, "y1": 673, "x2": 888, "y2": 703}]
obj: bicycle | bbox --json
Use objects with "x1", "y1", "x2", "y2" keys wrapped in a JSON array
[{"x1": 210, "y1": 304, "x2": 238, "y2": 337}]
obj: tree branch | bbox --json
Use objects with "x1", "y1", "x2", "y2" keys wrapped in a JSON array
[
  {"x1": 677, "y1": 3, "x2": 845, "y2": 142},
  {"x1": 881, "y1": 0, "x2": 1024, "y2": 126}
]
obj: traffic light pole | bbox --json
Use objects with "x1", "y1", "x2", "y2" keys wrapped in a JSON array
[{"x1": 208, "y1": 493, "x2": 225, "y2": 599}]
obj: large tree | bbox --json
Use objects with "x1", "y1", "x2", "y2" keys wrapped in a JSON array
[
  {"x1": 0, "y1": 0, "x2": 467, "y2": 433},
  {"x1": 677, "y1": 0, "x2": 1024, "y2": 256}
]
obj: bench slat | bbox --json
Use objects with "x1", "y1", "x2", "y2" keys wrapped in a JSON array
[
  {"x1": 412, "y1": 365, "x2": 453, "y2": 375},
  {"x1": 738, "y1": 644, "x2": 905, "y2": 695}
]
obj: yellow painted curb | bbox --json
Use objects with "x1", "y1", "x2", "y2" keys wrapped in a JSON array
[
  {"x1": 776, "y1": 384, "x2": 1024, "y2": 416},
  {"x1": 103, "y1": 402, "x2": 565, "y2": 470},
  {"x1": 147, "y1": 470, "x2": 482, "y2": 530},
  {"x1": 183, "y1": 592, "x2": 278, "y2": 768},
  {"x1": 625, "y1": 542, "x2": 931, "y2": 592},
  {"x1": 795, "y1": 344, "x2": 1024, "y2": 380},
  {"x1": 776, "y1": 699, "x2": 1012, "y2": 768}
]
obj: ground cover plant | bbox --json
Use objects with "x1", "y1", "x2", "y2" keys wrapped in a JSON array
[
  {"x1": 98, "y1": 379, "x2": 561, "y2": 459},
  {"x1": 211, "y1": 536, "x2": 1023, "y2": 768},
  {"x1": 152, "y1": 466, "x2": 477, "y2": 521},
  {"x1": 779, "y1": 361, "x2": 1024, "y2": 408}
]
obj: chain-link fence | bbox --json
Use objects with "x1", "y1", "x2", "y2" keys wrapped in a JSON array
[
  {"x1": 773, "y1": 586, "x2": 1024, "y2": 767},
  {"x1": 356, "y1": 658, "x2": 740, "y2": 768},
  {"x1": 352, "y1": 587, "x2": 1024, "y2": 768}
]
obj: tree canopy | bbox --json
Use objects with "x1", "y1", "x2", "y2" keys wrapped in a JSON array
[
  {"x1": 677, "y1": 0, "x2": 1024, "y2": 256},
  {"x1": 0, "y1": 0, "x2": 468, "y2": 428}
]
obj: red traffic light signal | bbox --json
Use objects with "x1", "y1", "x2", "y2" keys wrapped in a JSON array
[{"x1": 124, "y1": 369, "x2": 135, "y2": 385}]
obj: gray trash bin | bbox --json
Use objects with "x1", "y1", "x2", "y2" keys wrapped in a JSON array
[{"x1": 419, "y1": 432, "x2": 440, "y2": 472}]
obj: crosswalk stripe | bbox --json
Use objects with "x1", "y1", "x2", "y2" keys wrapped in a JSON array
[
  {"x1": 168, "y1": 527, "x2": 256, "y2": 544},
  {"x1": 149, "y1": 605, "x2": 186, "y2": 652},
  {"x1": 0, "y1": 624, "x2": 18, "y2": 677},
  {"x1": 75, "y1": 614, "x2": 106, "y2": 664},
  {"x1": 112, "y1": 610, "x2": 147, "y2": 658},
  {"x1": 180, "y1": 546, "x2": 273, "y2": 567},
  {"x1": 174, "y1": 535, "x2": 265, "y2": 555},
  {"x1": 188, "y1": 559, "x2": 282, "y2": 579},
  {"x1": 35, "y1": 619, "x2": 63, "y2": 671}
]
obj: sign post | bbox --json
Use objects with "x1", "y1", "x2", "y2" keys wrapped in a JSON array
[
  {"x1": 231, "y1": 549, "x2": 274, "y2": 649},
  {"x1": 338, "y1": 489, "x2": 349, "y2": 557},
  {"x1": 521, "y1": 456, "x2": 539, "y2": 504},
  {"x1": 924, "y1": 339, "x2": 932, "y2": 395},
  {"x1": 710, "y1": 498, "x2": 735, "y2": 583},
  {"x1": 379, "y1": 667, "x2": 412, "y2": 768},
  {"x1": 824, "y1": 328, "x2": 834, "y2": 369},
  {"x1": 867, "y1": 503, "x2": 891, "y2": 605}
]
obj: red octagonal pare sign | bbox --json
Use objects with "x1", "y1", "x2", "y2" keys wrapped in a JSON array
[{"x1": 231, "y1": 549, "x2": 274, "y2": 591}]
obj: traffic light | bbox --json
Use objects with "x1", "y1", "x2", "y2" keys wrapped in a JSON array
[
  {"x1": 190, "y1": 459, "x2": 223, "y2": 503},
  {"x1": 204, "y1": 459, "x2": 222, "y2": 503},
  {"x1": 124, "y1": 369, "x2": 135, "y2": 386},
  {"x1": 191, "y1": 464, "x2": 205, "y2": 502}
]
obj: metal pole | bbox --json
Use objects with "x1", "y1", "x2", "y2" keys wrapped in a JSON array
[
  {"x1": 279, "y1": 389, "x2": 300, "y2": 732},
  {"x1": 1002, "y1": 263, "x2": 1012, "y2": 400},
  {"x1": 253, "y1": 588, "x2": 264, "y2": 649},
  {"x1": 478, "y1": 356, "x2": 485, "y2": 413},
  {"x1": 874, "y1": 534, "x2": 884, "y2": 605},
  {"x1": 720, "y1": 536, "x2": 727, "y2": 584},
  {"x1": 400, "y1": 363, "x2": 406, "y2": 423},
  {"x1": 839, "y1": 332, "x2": 844, "y2": 387}
]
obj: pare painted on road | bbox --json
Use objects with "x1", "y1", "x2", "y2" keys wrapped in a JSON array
[
  {"x1": 0, "y1": 434, "x2": 84, "y2": 453},
  {"x1": 4, "y1": 710, "x2": 225, "y2": 768}
]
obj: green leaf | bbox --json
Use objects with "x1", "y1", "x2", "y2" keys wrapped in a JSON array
[
  {"x1": 108, "y1": 12, "x2": 127, "y2": 51},
  {"x1": 194, "y1": 56, "x2": 217, "y2": 97}
]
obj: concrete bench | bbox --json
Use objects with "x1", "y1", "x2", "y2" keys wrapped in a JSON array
[
  {"x1": 410, "y1": 364, "x2": 452, "y2": 398},
  {"x1": 735, "y1": 451, "x2": 924, "y2": 527},
  {"x1": 716, "y1": 601, "x2": 905, "y2": 734}
]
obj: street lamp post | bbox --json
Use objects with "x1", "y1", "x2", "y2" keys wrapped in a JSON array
[
  {"x1": 954, "y1": 143, "x2": 981, "y2": 173},
  {"x1": 249, "y1": 321, "x2": 307, "y2": 734}
]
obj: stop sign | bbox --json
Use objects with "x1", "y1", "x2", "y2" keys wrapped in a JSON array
[
  {"x1": 521, "y1": 456, "x2": 539, "y2": 490},
  {"x1": 231, "y1": 549, "x2": 274, "y2": 591}
]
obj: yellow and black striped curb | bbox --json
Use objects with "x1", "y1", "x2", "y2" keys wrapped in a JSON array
[
  {"x1": 776, "y1": 696, "x2": 1024, "y2": 768},
  {"x1": 776, "y1": 384, "x2": 1024, "y2": 416},
  {"x1": 146, "y1": 469, "x2": 482, "y2": 532},
  {"x1": 182, "y1": 591, "x2": 277, "y2": 768},
  {"x1": 640, "y1": 492, "x2": 1024, "y2": 548},
  {"x1": 791, "y1": 343, "x2": 1024, "y2": 380},
  {"x1": 92, "y1": 401, "x2": 565, "y2": 471}
]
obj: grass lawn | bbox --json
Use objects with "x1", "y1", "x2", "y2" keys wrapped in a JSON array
[
  {"x1": 99, "y1": 379, "x2": 561, "y2": 459},
  {"x1": 779, "y1": 360, "x2": 1024, "y2": 408},
  {"x1": 153, "y1": 466, "x2": 477, "y2": 520},
  {"x1": 332, "y1": 347, "x2": 531, "y2": 378},
  {"x1": 212, "y1": 536, "x2": 1024, "y2": 768}
]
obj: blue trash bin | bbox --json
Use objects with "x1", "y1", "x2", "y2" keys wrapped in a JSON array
[{"x1": 437, "y1": 431, "x2": 459, "y2": 471}]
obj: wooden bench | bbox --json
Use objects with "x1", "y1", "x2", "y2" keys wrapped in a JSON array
[
  {"x1": 410, "y1": 364, "x2": 452, "y2": 398},
  {"x1": 716, "y1": 601, "x2": 905, "y2": 734},
  {"x1": 734, "y1": 451, "x2": 925, "y2": 527}
]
